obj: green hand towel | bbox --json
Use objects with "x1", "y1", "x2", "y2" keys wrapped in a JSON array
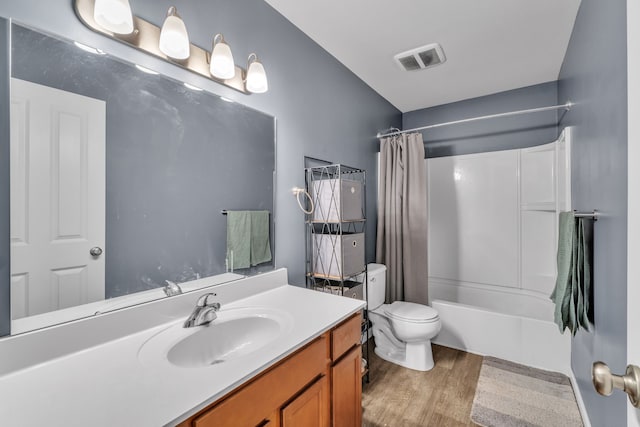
[
  {"x1": 227, "y1": 211, "x2": 251, "y2": 269},
  {"x1": 550, "y1": 212, "x2": 591, "y2": 335},
  {"x1": 226, "y1": 210, "x2": 272, "y2": 270},
  {"x1": 250, "y1": 210, "x2": 272, "y2": 266}
]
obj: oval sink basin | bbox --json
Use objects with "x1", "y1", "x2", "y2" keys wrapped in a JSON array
[{"x1": 139, "y1": 307, "x2": 293, "y2": 368}]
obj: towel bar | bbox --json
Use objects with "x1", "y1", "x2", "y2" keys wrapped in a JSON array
[
  {"x1": 221, "y1": 210, "x2": 271, "y2": 215},
  {"x1": 573, "y1": 210, "x2": 599, "y2": 221}
]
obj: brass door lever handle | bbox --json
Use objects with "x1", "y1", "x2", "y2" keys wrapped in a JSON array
[{"x1": 592, "y1": 361, "x2": 640, "y2": 407}]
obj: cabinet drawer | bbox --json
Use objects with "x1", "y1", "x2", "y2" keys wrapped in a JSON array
[
  {"x1": 331, "y1": 312, "x2": 361, "y2": 361},
  {"x1": 191, "y1": 334, "x2": 329, "y2": 427}
]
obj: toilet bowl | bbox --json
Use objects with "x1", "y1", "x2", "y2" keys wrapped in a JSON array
[{"x1": 365, "y1": 264, "x2": 441, "y2": 371}]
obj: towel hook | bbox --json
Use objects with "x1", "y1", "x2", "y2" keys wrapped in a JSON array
[{"x1": 292, "y1": 187, "x2": 314, "y2": 214}]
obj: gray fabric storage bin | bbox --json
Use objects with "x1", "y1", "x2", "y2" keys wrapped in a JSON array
[
  {"x1": 312, "y1": 233, "x2": 364, "y2": 279},
  {"x1": 312, "y1": 179, "x2": 363, "y2": 222}
]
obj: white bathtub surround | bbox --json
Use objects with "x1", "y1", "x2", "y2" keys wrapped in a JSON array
[
  {"x1": 0, "y1": 269, "x2": 365, "y2": 426},
  {"x1": 426, "y1": 132, "x2": 573, "y2": 374}
]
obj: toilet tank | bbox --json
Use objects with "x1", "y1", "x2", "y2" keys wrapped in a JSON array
[{"x1": 366, "y1": 263, "x2": 387, "y2": 310}]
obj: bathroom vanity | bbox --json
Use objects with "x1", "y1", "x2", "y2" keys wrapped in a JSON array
[
  {"x1": 0, "y1": 269, "x2": 365, "y2": 426},
  {"x1": 177, "y1": 312, "x2": 362, "y2": 427}
]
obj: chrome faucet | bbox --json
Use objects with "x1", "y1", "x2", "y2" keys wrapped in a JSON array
[
  {"x1": 184, "y1": 293, "x2": 221, "y2": 328},
  {"x1": 163, "y1": 280, "x2": 183, "y2": 297}
]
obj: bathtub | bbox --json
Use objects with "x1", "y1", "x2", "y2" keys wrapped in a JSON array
[{"x1": 431, "y1": 298, "x2": 571, "y2": 375}]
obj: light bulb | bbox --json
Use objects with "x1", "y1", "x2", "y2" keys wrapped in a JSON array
[
  {"x1": 159, "y1": 6, "x2": 190, "y2": 60},
  {"x1": 209, "y1": 34, "x2": 236, "y2": 80},
  {"x1": 93, "y1": 0, "x2": 134, "y2": 34},
  {"x1": 246, "y1": 54, "x2": 268, "y2": 93}
]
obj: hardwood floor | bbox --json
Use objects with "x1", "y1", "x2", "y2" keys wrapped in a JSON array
[{"x1": 362, "y1": 344, "x2": 483, "y2": 427}]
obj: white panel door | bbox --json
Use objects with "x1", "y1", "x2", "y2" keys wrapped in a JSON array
[{"x1": 10, "y1": 78, "x2": 106, "y2": 319}]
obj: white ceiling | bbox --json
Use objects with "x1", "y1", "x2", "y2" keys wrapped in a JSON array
[{"x1": 265, "y1": 0, "x2": 582, "y2": 113}]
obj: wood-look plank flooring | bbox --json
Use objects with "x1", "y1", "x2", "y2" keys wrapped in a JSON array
[{"x1": 362, "y1": 344, "x2": 483, "y2": 427}]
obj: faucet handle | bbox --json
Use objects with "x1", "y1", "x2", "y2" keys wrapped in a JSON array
[{"x1": 195, "y1": 292, "x2": 218, "y2": 307}]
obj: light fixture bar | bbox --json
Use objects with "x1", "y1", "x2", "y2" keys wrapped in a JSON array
[{"x1": 74, "y1": 0, "x2": 250, "y2": 94}]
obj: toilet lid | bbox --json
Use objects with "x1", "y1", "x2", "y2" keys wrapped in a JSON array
[{"x1": 384, "y1": 301, "x2": 439, "y2": 322}]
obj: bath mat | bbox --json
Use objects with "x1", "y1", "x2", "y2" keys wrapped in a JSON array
[{"x1": 470, "y1": 357, "x2": 583, "y2": 427}]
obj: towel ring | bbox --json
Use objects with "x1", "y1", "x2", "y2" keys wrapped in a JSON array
[{"x1": 293, "y1": 187, "x2": 314, "y2": 214}]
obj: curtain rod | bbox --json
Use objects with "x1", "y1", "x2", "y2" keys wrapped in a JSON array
[{"x1": 376, "y1": 102, "x2": 573, "y2": 138}]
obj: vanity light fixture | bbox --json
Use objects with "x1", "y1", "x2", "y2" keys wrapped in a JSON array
[
  {"x1": 209, "y1": 34, "x2": 235, "y2": 80},
  {"x1": 159, "y1": 6, "x2": 190, "y2": 60},
  {"x1": 74, "y1": 0, "x2": 269, "y2": 94},
  {"x1": 93, "y1": 0, "x2": 134, "y2": 34},
  {"x1": 245, "y1": 53, "x2": 268, "y2": 94}
]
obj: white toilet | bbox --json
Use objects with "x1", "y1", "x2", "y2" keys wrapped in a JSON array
[{"x1": 365, "y1": 263, "x2": 441, "y2": 371}]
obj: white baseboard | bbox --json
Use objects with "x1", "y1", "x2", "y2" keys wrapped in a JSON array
[{"x1": 569, "y1": 370, "x2": 592, "y2": 427}]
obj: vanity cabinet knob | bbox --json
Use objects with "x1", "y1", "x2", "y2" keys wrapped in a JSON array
[{"x1": 90, "y1": 246, "x2": 103, "y2": 257}]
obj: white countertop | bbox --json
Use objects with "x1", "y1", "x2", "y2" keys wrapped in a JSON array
[{"x1": 0, "y1": 270, "x2": 365, "y2": 426}]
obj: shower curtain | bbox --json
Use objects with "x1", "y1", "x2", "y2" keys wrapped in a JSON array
[{"x1": 376, "y1": 132, "x2": 429, "y2": 304}]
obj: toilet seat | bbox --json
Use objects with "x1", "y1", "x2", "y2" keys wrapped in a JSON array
[{"x1": 384, "y1": 301, "x2": 439, "y2": 323}]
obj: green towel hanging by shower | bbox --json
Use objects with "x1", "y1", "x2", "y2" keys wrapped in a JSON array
[
  {"x1": 550, "y1": 212, "x2": 591, "y2": 335},
  {"x1": 576, "y1": 218, "x2": 591, "y2": 330}
]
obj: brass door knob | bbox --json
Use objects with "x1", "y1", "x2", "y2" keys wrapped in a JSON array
[{"x1": 592, "y1": 361, "x2": 640, "y2": 407}]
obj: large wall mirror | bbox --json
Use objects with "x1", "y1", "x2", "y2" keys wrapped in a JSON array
[{"x1": 3, "y1": 20, "x2": 276, "y2": 336}]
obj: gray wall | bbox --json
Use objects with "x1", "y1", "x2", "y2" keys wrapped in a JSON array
[
  {"x1": 558, "y1": 0, "x2": 628, "y2": 425},
  {"x1": 0, "y1": 19, "x2": 9, "y2": 337},
  {"x1": 0, "y1": 0, "x2": 401, "y2": 332},
  {"x1": 403, "y1": 82, "x2": 559, "y2": 158}
]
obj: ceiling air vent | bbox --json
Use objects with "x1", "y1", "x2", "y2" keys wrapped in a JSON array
[{"x1": 394, "y1": 43, "x2": 446, "y2": 72}]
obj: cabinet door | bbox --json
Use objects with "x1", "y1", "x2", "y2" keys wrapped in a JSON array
[
  {"x1": 188, "y1": 335, "x2": 329, "y2": 427},
  {"x1": 332, "y1": 347, "x2": 362, "y2": 427},
  {"x1": 281, "y1": 375, "x2": 329, "y2": 427}
]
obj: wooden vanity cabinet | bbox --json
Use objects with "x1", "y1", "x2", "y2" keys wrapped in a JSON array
[
  {"x1": 177, "y1": 312, "x2": 362, "y2": 427},
  {"x1": 330, "y1": 313, "x2": 363, "y2": 427},
  {"x1": 331, "y1": 347, "x2": 362, "y2": 427}
]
